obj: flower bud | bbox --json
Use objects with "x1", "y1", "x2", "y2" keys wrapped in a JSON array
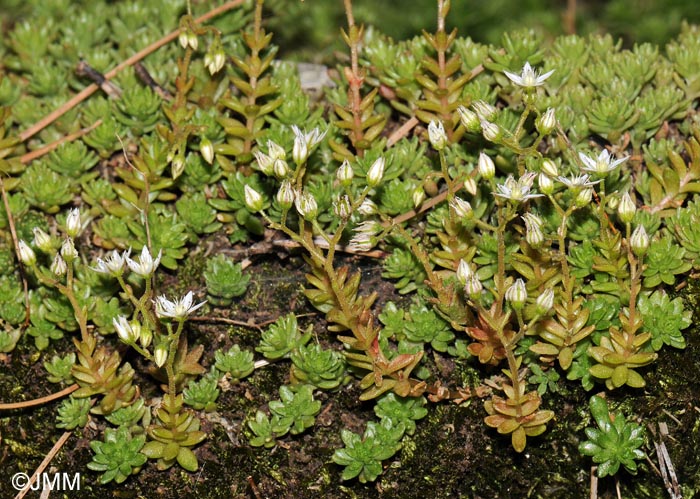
[
  {"x1": 65, "y1": 208, "x2": 82, "y2": 238},
  {"x1": 333, "y1": 195, "x2": 352, "y2": 220},
  {"x1": 463, "y1": 176, "x2": 478, "y2": 196},
  {"x1": 464, "y1": 274, "x2": 483, "y2": 300},
  {"x1": 337, "y1": 160, "x2": 354, "y2": 186},
  {"x1": 244, "y1": 185, "x2": 264, "y2": 213},
  {"x1": 524, "y1": 218, "x2": 545, "y2": 248},
  {"x1": 535, "y1": 288, "x2": 555, "y2": 315},
  {"x1": 187, "y1": 32, "x2": 198, "y2": 51},
  {"x1": 457, "y1": 106, "x2": 481, "y2": 132},
  {"x1": 472, "y1": 100, "x2": 497, "y2": 121},
  {"x1": 428, "y1": 120, "x2": 448, "y2": 151},
  {"x1": 481, "y1": 121, "x2": 502, "y2": 142},
  {"x1": 630, "y1": 225, "x2": 649, "y2": 256},
  {"x1": 200, "y1": 137, "x2": 214, "y2": 164},
  {"x1": 575, "y1": 187, "x2": 593, "y2": 207},
  {"x1": 268, "y1": 141, "x2": 286, "y2": 161},
  {"x1": 113, "y1": 316, "x2": 139, "y2": 344},
  {"x1": 366, "y1": 157, "x2": 385, "y2": 187},
  {"x1": 50, "y1": 254, "x2": 67, "y2": 277},
  {"x1": 178, "y1": 31, "x2": 189, "y2": 49},
  {"x1": 538, "y1": 172, "x2": 554, "y2": 195},
  {"x1": 541, "y1": 158, "x2": 558, "y2": 177},
  {"x1": 450, "y1": 197, "x2": 473, "y2": 219},
  {"x1": 456, "y1": 259, "x2": 472, "y2": 285},
  {"x1": 276, "y1": 181, "x2": 295, "y2": 210},
  {"x1": 412, "y1": 186, "x2": 425, "y2": 208},
  {"x1": 273, "y1": 158, "x2": 289, "y2": 179},
  {"x1": 253, "y1": 151, "x2": 274, "y2": 175},
  {"x1": 139, "y1": 326, "x2": 153, "y2": 348},
  {"x1": 536, "y1": 108, "x2": 556, "y2": 135},
  {"x1": 358, "y1": 199, "x2": 378, "y2": 215},
  {"x1": 292, "y1": 131, "x2": 309, "y2": 166},
  {"x1": 618, "y1": 192, "x2": 636, "y2": 224},
  {"x1": 171, "y1": 153, "x2": 185, "y2": 179},
  {"x1": 18, "y1": 240, "x2": 36, "y2": 266},
  {"x1": 60, "y1": 238, "x2": 78, "y2": 262},
  {"x1": 154, "y1": 343, "x2": 168, "y2": 368},
  {"x1": 32, "y1": 227, "x2": 53, "y2": 253},
  {"x1": 505, "y1": 278, "x2": 528, "y2": 310},
  {"x1": 478, "y1": 152, "x2": 496, "y2": 180},
  {"x1": 295, "y1": 191, "x2": 318, "y2": 221}
]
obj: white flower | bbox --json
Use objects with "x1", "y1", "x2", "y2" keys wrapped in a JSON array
[
  {"x1": 18, "y1": 240, "x2": 36, "y2": 266},
  {"x1": 522, "y1": 213, "x2": 545, "y2": 248},
  {"x1": 538, "y1": 172, "x2": 554, "y2": 195},
  {"x1": 93, "y1": 248, "x2": 131, "y2": 276},
  {"x1": 253, "y1": 150, "x2": 274, "y2": 175},
  {"x1": 126, "y1": 246, "x2": 162, "y2": 277},
  {"x1": 578, "y1": 149, "x2": 629, "y2": 176},
  {"x1": 456, "y1": 259, "x2": 473, "y2": 285},
  {"x1": 428, "y1": 120, "x2": 447, "y2": 150},
  {"x1": 291, "y1": 125, "x2": 327, "y2": 164},
  {"x1": 268, "y1": 141, "x2": 286, "y2": 161},
  {"x1": 541, "y1": 158, "x2": 559, "y2": 177},
  {"x1": 464, "y1": 274, "x2": 483, "y2": 299},
  {"x1": 333, "y1": 195, "x2": 352, "y2": 219},
  {"x1": 536, "y1": 107, "x2": 556, "y2": 135},
  {"x1": 273, "y1": 158, "x2": 289, "y2": 179},
  {"x1": 556, "y1": 174, "x2": 601, "y2": 191},
  {"x1": 450, "y1": 197, "x2": 473, "y2": 219},
  {"x1": 358, "y1": 198, "x2": 378, "y2": 216},
  {"x1": 494, "y1": 173, "x2": 543, "y2": 203},
  {"x1": 154, "y1": 343, "x2": 168, "y2": 368},
  {"x1": 155, "y1": 291, "x2": 206, "y2": 320},
  {"x1": 464, "y1": 176, "x2": 478, "y2": 196},
  {"x1": 481, "y1": 121, "x2": 502, "y2": 142},
  {"x1": 503, "y1": 62, "x2": 554, "y2": 88}
]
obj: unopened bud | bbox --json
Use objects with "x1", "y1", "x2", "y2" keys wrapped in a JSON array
[
  {"x1": 478, "y1": 152, "x2": 496, "y2": 180},
  {"x1": 575, "y1": 187, "x2": 594, "y2": 207},
  {"x1": 60, "y1": 238, "x2": 78, "y2": 262},
  {"x1": 538, "y1": 173, "x2": 554, "y2": 195},
  {"x1": 358, "y1": 199, "x2": 378, "y2": 215},
  {"x1": 618, "y1": 192, "x2": 636, "y2": 224},
  {"x1": 337, "y1": 160, "x2": 354, "y2": 186},
  {"x1": 541, "y1": 158, "x2": 558, "y2": 177},
  {"x1": 154, "y1": 343, "x2": 168, "y2": 367},
  {"x1": 268, "y1": 141, "x2": 286, "y2": 161},
  {"x1": 366, "y1": 157, "x2": 385, "y2": 187},
  {"x1": 465, "y1": 274, "x2": 483, "y2": 300},
  {"x1": 464, "y1": 176, "x2": 477, "y2": 196},
  {"x1": 18, "y1": 240, "x2": 36, "y2": 266},
  {"x1": 333, "y1": 195, "x2": 352, "y2": 220},
  {"x1": 50, "y1": 254, "x2": 67, "y2": 277},
  {"x1": 472, "y1": 100, "x2": 497, "y2": 121},
  {"x1": 33, "y1": 227, "x2": 52, "y2": 252},
  {"x1": 412, "y1": 186, "x2": 425, "y2": 208},
  {"x1": 456, "y1": 259, "x2": 473, "y2": 285},
  {"x1": 535, "y1": 288, "x2": 554, "y2": 314},
  {"x1": 200, "y1": 137, "x2": 214, "y2": 164},
  {"x1": 536, "y1": 108, "x2": 556, "y2": 135},
  {"x1": 276, "y1": 181, "x2": 295, "y2": 210},
  {"x1": 630, "y1": 225, "x2": 649, "y2": 256},
  {"x1": 273, "y1": 158, "x2": 289, "y2": 179},
  {"x1": 65, "y1": 208, "x2": 82, "y2": 238},
  {"x1": 253, "y1": 151, "x2": 274, "y2": 175},
  {"x1": 428, "y1": 120, "x2": 448, "y2": 151},
  {"x1": 457, "y1": 106, "x2": 481, "y2": 132},
  {"x1": 481, "y1": 121, "x2": 502, "y2": 142},
  {"x1": 295, "y1": 191, "x2": 318, "y2": 221},
  {"x1": 244, "y1": 185, "x2": 264, "y2": 213},
  {"x1": 505, "y1": 278, "x2": 528, "y2": 310},
  {"x1": 450, "y1": 197, "x2": 473, "y2": 219}
]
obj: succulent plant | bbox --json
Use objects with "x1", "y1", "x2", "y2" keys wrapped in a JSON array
[
  {"x1": 214, "y1": 344, "x2": 255, "y2": 380},
  {"x1": 202, "y1": 254, "x2": 249, "y2": 307},
  {"x1": 88, "y1": 426, "x2": 148, "y2": 484}
]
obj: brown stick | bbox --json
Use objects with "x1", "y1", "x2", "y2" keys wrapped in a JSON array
[
  {"x1": 13, "y1": 431, "x2": 72, "y2": 499},
  {"x1": 18, "y1": 0, "x2": 245, "y2": 142},
  {"x1": 20, "y1": 120, "x2": 102, "y2": 164},
  {"x1": 0, "y1": 384, "x2": 78, "y2": 411}
]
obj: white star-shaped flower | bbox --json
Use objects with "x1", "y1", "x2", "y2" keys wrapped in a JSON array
[
  {"x1": 578, "y1": 149, "x2": 629, "y2": 176},
  {"x1": 126, "y1": 246, "x2": 162, "y2": 277},
  {"x1": 154, "y1": 291, "x2": 206, "y2": 320},
  {"x1": 556, "y1": 174, "x2": 601, "y2": 190},
  {"x1": 494, "y1": 172, "x2": 543, "y2": 203},
  {"x1": 504, "y1": 62, "x2": 554, "y2": 88},
  {"x1": 92, "y1": 248, "x2": 131, "y2": 276}
]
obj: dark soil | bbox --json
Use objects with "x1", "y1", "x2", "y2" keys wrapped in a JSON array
[{"x1": 1, "y1": 249, "x2": 699, "y2": 499}]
